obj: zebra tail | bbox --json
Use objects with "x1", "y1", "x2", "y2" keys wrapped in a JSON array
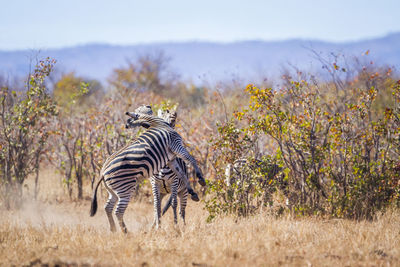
[
  {"x1": 162, "y1": 195, "x2": 173, "y2": 216},
  {"x1": 90, "y1": 176, "x2": 103, "y2": 217}
]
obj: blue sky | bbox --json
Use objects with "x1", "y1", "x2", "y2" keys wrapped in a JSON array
[{"x1": 1, "y1": 0, "x2": 399, "y2": 50}]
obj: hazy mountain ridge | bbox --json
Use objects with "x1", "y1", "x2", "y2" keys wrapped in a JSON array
[{"x1": 1, "y1": 33, "x2": 399, "y2": 84}]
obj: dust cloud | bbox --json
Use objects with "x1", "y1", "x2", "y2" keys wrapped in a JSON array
[{"x1": 1, "y1": 196, "x2": 148, "y2": 233}]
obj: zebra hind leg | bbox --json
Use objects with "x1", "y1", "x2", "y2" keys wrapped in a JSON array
[
  {"x1": 151, "y1": 179, "x2": 162, "y2": 229},
  {"x1": 114, "y1": 191, "x2": 134, "y2": 234},
  {"x1": 104, "y1": 189, "x2": 118, "y2": 232},
  {"x1": 161, "y1": 178, "x2": 179, "y2": 224}
]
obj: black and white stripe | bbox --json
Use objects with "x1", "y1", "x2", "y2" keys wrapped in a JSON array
[{"x1": 90, "y1": 111, "x2": 205, "y2": 233}]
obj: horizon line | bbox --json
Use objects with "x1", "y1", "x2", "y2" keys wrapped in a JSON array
[{"x1": 1, "y1": 31, "x2": 399, "y2": 53}]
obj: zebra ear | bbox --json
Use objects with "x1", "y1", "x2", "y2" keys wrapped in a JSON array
[{"x1": 169, "y1": 111, "x2": 177, "y2": 128}]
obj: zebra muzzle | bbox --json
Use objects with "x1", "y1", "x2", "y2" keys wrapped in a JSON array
[
  {"x1": 198, "y1": 178, "x2": 206, "y2": 187},
  {"x1": 196, "y1": 171, "x2": 206, "y2": 186},
  {"x1": 125, "y1": 112, "x2": 139, "y2": 120}
]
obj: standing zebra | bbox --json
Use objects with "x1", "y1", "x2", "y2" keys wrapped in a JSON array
[
  {"x1": 90, "y1": 111, "x2": 206, "y2": 233},
  {"x1": 156, "y1": 157, "x2": 191, "y2": 225},
  {"x1": 127, "y1": 106, "x2": 199, "y2": 226},
  {"x1": 132, "y1": 108, "x2": 195, "y2": 225}
]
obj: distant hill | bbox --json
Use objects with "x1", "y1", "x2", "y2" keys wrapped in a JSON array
[{"x1": 1, "y1": 33, "x2": 399, "y2": 85}]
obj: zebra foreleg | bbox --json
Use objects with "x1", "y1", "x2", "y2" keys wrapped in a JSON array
[
  {"x1": 172, "y1": 197, "x2": 178, "y2": 224},
  {"x1": 171, "y1": 177, "x2": 179, "y2": 224},
  {"x1": 170, "y1": 144, "x2": 206, "y2": 187},
  {"x1": 178, "y1": 190, "x2": 188, "y2": 225}
]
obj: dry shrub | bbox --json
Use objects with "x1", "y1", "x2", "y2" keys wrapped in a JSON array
[{"x1": 208, "y1": 64, "x2": 400, "y2": 220}]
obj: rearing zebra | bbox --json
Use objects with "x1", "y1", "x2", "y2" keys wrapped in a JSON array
[{"x1": 90, "y1": 111, "x2": 206, "y2": 233}]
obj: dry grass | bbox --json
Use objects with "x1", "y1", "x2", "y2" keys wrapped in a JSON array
[{"x1": 1, "y1": 170, "x2": 400, "y2": 266}]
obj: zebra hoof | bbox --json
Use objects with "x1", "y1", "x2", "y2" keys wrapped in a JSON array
[
  {"x1": 198, "y1": 178, "x2": 206, "y2": 187},
  {"x1": 191, "y1": 193, "x2": 200, "y2": 202}
]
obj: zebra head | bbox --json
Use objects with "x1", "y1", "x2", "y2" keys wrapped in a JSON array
[
  {"x1": 157, "y1": 109, "x2": 177, "y2": 128},
  {"x1": 125, "y1": 106, "x2": 177, "y2": 129},
  {"x1": 125, "y1": 105, "x2": 153, "y2": 129}
]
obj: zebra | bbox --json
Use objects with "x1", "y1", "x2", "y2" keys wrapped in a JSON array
[
  {"x1": 127, "y1": 106, "x2": 199, "y2": 226},
  {"x1": 90, "y1": 110, "x2": 206, "y2": 233},
  {"x1": 147, "y1": 109, "x2": 196, "y2": 225},
  {"x1": 127, "y1": 109, "x2": 206, "y2": 226}
]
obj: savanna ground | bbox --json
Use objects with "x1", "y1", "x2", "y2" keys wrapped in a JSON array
[{"x1": 1, "y1": 169, "x2": 399, "y2": 267}]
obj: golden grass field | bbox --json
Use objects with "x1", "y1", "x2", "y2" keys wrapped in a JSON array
[{"x1": 1, "y1": 169, "x2": 400, "y2": 266}]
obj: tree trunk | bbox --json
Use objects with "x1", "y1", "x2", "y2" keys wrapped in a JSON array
[
  {"x1": 34, "y1": 155, "x2": 40, "y2": 200},
  {"x1": 77, "y1": 173, "x2": 83, "y2": 199}
]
